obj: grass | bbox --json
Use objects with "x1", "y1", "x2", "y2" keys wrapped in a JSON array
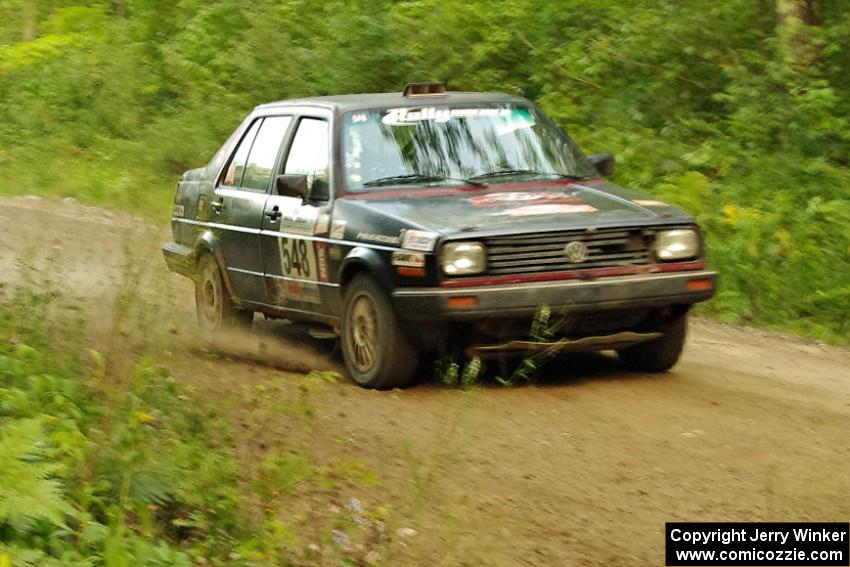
[
  {"x1": 0, "y1": 255, "x2": 395, "y2": 566},
  {"x1": 0, "y1": 261, "x2": 247, "y2": 565},
  {"x1": 0, "y1": 148, "x2": 175, "y2": 222}
]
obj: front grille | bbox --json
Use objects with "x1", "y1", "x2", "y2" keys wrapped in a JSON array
[{"x1": 483, "y1": 228, "x2": 654, "y2": 276}]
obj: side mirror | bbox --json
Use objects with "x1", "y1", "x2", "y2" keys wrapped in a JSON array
[
  {"x1": 587, "y1": 153, "x2": 615, "y2": 177},
  {"x1": 275, "y1": 174, "x2": 309, "y2": 200}
]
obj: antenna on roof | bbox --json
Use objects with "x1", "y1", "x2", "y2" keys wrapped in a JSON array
[{"x1": 403, "y1": 82, "x2": 448, "y2": 97}]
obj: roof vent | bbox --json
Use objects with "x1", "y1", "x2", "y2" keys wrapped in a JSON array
[{"x1": 403, "y1": 82, "x2": 448, "y2": 97}]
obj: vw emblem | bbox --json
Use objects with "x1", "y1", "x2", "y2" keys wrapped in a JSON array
[{"x1": 564, "y1": 241, "x2": 589, "y2": 263}]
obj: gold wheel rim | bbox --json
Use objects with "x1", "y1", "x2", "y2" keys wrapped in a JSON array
[
  {"x1": 348, "y1": 292, "x2": 379, "y2": 373},
  {"x1": 199, "y1": 263, "x2": 223, "y2": 329}
]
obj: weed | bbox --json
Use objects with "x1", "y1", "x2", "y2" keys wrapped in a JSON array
[
  {"x1": 0, "y1": 260, "x2": 249, "y2": 565},
  {"x1": 2, "y1": 248, "x2": 501, "y2": 566},
  {"x1": 438, "y1": 305, "x2": 567, "y2": 387}
]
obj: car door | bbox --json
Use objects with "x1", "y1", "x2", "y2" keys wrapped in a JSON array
[
  {"x1": 260, "y1": 115, "x2": 333, "y2": 313},
  {"x1": 214, "y1": 115, "x2": 292, "y2": 304}
]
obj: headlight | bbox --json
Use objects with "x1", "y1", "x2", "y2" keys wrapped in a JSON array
[
  {"x1": 655, "y1": 229, "x2": 699, "y2": 261},
  {"x1": 442, "y1": 242, "x2": 486, "y2": 275}
]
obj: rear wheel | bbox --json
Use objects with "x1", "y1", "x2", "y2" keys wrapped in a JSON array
[
  {"x1": 195, "y1": 254, "x2": 253, "y2": 333},
  {"x1": 341, "y1": 274, "x2": 418, "y2": 389},
  {"x1": 618, "y1": 313, "x2": 687, "y2": 372}
]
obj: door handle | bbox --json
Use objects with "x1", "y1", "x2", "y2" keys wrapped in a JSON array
[
  {"x1": 266, "y1": 206, "x2": 282, "y2": 222},
  {"x1": 210, "y1": 198, "x2": 224, "y2": 214}
]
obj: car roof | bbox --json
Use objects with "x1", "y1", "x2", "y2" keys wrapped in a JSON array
[{"x1": 255, "y1": 91, "x2": 530, "y2": 113}]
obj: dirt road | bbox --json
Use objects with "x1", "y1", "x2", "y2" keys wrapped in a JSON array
[{"x1": 2, "y1": 196, "x2": 848, "y2": 566}]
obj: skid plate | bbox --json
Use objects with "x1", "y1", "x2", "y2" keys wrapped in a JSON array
[{"x1": 468, "y1": 331, "x2": 663, "y2": 359}]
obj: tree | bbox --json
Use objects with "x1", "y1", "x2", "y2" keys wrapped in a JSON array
[{"x1": 776, "y1": 0, "x2": 822, "y2": 69}]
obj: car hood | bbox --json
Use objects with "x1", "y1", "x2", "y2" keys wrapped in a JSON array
[{"x1": 341, "y1": 180, "x2": 693, "y2": 237}]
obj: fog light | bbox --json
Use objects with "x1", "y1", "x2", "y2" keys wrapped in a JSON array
[
  {"x1": 686, "y1": 278, "x2": 713, "y2": 291},
  {"x1": 447, "y1": 296, "x2": 478, "y2": 309}
]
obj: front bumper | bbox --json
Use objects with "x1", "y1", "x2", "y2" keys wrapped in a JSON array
[{"x1": 392, "y1": 270, "x2": 717, "y2": 321}]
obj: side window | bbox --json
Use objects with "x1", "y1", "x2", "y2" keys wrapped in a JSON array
[
  {"x1": 284, "y1": 118, "x2": 330, "y2": 200},
  {"x1": 241, "y1": 116, "x2": 292, "y2": 191},
  {"x1": 208, "y1": 118, "x2": 248, "y2": 173},
  {"x1": 222, "y1": 120, "x2": 261, "y2": 187}
]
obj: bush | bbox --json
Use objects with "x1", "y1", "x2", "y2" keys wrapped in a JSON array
[{"x1": 0, "y1": 279, "x2": 246, "y2": 565}]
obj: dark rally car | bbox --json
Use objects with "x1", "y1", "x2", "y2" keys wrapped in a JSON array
[{"x1": 162, "y1": 83, "x2": 716, "y2": 389}]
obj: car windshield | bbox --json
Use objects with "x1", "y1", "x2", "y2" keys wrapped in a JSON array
[{"x1": 343, "y1": 104, "x2": 597, "y2": 191}]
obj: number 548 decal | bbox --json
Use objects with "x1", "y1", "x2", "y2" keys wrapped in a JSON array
[{"x1": 279, "y1": 237, "x2": 318, "y2": 281}]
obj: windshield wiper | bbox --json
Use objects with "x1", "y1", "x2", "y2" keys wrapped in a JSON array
[
  {"x1": 363, "y1": 173, "x2": 486, "y2": 188},
  {"x1": 466, "y1": 169, "x2": 587, "y2": 182}
]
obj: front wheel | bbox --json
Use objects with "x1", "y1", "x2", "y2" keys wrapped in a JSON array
[
  {"x1": 618, "y1": 313, "x2": 687, "y2": 372},
  {"x1": 195, "y1": 254, "x2": 253, "y2": 334},
  {"x1": 341, "y1": 274, "x2": 419, "y2": 389}
]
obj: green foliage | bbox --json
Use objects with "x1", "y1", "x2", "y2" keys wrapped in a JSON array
[
  {"x1": 0, "y1": 277, "x2": 247, "y2": 564},
  {"x1": 252, "y1": 452, "x2": 313, "y2": 500},
  {"x1": 495, "y1": 305, "x2": 568, "y2": 386},
  {"x1": 1, "y1": 1, "x2": 849, "y2": 340},
  {"x1": 438, "y1": 305, "x2": 565, "y2": 387},
  {"x1": 0, "y1": 418, "x2": 74, "y2": 533},
  {"x1": 438, "y1": 360, "x2": 460, "y2": 387},
  {"x1": 438, "y1": 356, "x2": 483, "y2": 388}
]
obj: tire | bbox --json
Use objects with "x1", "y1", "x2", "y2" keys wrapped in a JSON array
[
  {"x1": 194, "y1": 254, "x2": 253, "y2": 333},
  {"x1": 341, "y1": 274, "x2": 419, "y2": 389},
  {"x1": 618, "y1": 313, "x2": 687, "y2": 372}
]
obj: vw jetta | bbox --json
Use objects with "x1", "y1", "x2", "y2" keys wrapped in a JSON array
[{"x1": 163, "y1": 83, "x2": 716, "y2": 388}]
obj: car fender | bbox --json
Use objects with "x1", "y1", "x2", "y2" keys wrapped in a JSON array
[
  {"x1": 194, "y1": 230, "x2": 237, "y2": 299},
  {"x1": 339, "y1": 246, "x2": 394, "y2": 293}
]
